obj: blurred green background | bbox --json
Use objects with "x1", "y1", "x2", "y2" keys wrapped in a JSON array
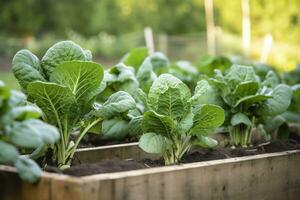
[{"x1": 1, "y1": 0, "x2": 300, "y2": 89}]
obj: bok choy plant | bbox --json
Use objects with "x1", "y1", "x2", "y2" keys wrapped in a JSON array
[
  {"x1": 209, "y1": 65, "x2": 292, "y2": 147},
  {"x1": 0, "y1": 81, "x2": 59, "y2": 182},
  {"x1": 12, "y1": 41, "x2": 136, "y2": 169},
  {"x1": 138, "y1": 74, "x2": 225, "y2": 165}
]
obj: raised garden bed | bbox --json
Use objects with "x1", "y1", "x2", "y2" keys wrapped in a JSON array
[{"x1": 1, "y1": 149, "x2": 300, "y2": 200}]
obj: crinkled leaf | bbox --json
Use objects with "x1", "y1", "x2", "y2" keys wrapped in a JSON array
[
  {"x1": 139, "y1": 132, "x2": 171, "y2": 154},
  {"x1": 190, "y1": 80, "x2": 221, "y2": 106},
  {"x1": 12, "y1": 49, "x2": 45, "y2": 89},
  {"x1": 102, "y1": 118, "x2": 129, "y2": 140},
  {"x1": 142, "y1": 111, "x2": 175, "y2": 137},
  {"x1": 148, "y1": 74, "x2": 191, "y2": 110},
  {"x1": 50, "y1": 61, "x2": 104, "y2": 111},
  {"x1": 156, "y1": 87, "x2": 187, "y2": 120},
  {"x1": 14, "y1": 157, "x2": 42, "y2": 183},
  {"x1": 226, "y1": 65, "x2": 257, "y2": 87},
  {"x1": 177, "y1": 111, "x2": 194, "y2": 134},
  {"x1": 231, "y1": 113, "x2": 252, "y2": 126},
  {"x1": 259, "y1": 84, "x2": 292, "y2": 116},
  {"x1": 0, "y1": 141, "x2": 19, "y2": 164},
  {"x1": 94, "y1": 91, "x2": 136, "y2": 119},
  {"x1": 128, "y1": 116, "x2": 143, "y2": 136},
  {"x1": 41, "y1": 41, "x2": 87, "y2": 78},
  {"x1": 8, "y1": 119, "x2": 59, "y2": 148},
  {"x1": 191, "y1": 104, "x2": 225, "y2": 136},
  {"x1": 136, "y1": 59, "x2": 157, "y2": 93},
  {"x1": 27, "y1": 81, "x2": 76, "y2": 125}
]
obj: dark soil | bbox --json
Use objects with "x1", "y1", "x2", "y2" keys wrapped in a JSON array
[
  {"x1": 78, "y1": 134, "x2": 138, "y2": 148},
  {"x1": 54, "y1": 139, "x2": 300, "y2": 177}
]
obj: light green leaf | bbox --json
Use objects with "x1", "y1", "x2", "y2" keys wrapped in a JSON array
[
  {"x1": 191, "y1": 104, "x2": 225, "y2": 136},
  {"x1": 157, "y1": 87, "x2": 186, "y2": 120},
  {"x1": 27, "y1": 81, "x2": 76, "y2": 125},
  {"x1": 177, "y1": 111, "x2": 194, "y2": 134},
  {"x1": 190, "y1": 80, "x2": 221, "y2": 105},
  {"x1": 41, "y1": 41, "x2": 87, "y2": 78},
  {"x1": 0, "y1": 141, "x2": 19, "y2": 164},
  {"x1": 226, "y1": 65, "x2": 257, "y2": 86},
  {"x1": 102, "y1": 118, "x2": 129, "y2": 140},
  {"x1": 121, "y1": 47, "x2": 148, "y2": 69},
  {"x1": 148, "y1": 74, "x2": 191, "y2": 110},
  {"x1": 8, "y1": 119, "x2": 60, "y2": 148},
  {"x1": 94, "y1": 91, "x2": 136, "y2": 119},
  {"x1": 194, "y1": 135, "x2": 218, "y2": 148},
  {"x1": 84, "y1": 50, "x2": 93, "y2": 61},
  {"x1": 10, "y1": 105, "x2": 42, "y2": 120},
  {"x1": 50, "y1": 61, "x2": 104, "y2": 110},
  {"x1": 12, "y1": 49, "x2": 45, "y2": 89},
  {"x1": 259, "y1": 84, "x2": 292, "y2": 116},
  {"x1": 231, "y1": 113, "x2": 252, "y2": 126},
  {"x1": 136, "y1": 59, "x2": 157, "y2": 93},
  {"x1": 262, "y1": 71, "x2": 279, "y2": 88},
  {"x1": 142, "y1": 111, "x2": 175, "y2": 137},
  {"x1": 15, "y1": 157, "x2": 42, "y2": 183},
  {"x1": 139, "y1": 132, "x2": 171, "y2": 154},
  {"x1": 264, "y1": 115, "x2": 286, "y2": 134}
]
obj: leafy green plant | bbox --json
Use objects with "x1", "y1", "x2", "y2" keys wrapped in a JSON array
[
  {"x1": 138, "y1": 74, "x2": 225, "y2": 165},
  {"x1": 0, "y1": 80, "x2": 59, "y2": 182},
  {"x1": 209, "y1": 65, "x2": 292, "y2": 147},
  {"x1": 12, "y1": 41, "x2": 137, "y2": 168}
]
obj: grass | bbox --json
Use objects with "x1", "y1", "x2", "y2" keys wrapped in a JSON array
[{"x1": 0, "y1": 71, "x2": 20, "y2": 90}]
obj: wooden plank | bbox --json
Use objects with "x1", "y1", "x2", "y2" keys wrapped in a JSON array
[
  {"x1": 74, "y1": 142, "x2": 158, "y2": 164},
  {"x1": 83, "y1": 150, "x2": 300, "y2": 200}
]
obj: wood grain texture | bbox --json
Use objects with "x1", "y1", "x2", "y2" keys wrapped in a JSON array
[{"x1": 1, "y1": 150, "x2": 300, "y2": 200}]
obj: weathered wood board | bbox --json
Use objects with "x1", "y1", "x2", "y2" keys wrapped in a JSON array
[{"x1": 1, "y1": 150, "x2": 300, "y2": 200}]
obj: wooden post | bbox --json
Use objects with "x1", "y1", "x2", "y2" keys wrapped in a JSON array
[
  {"x1": 260, "y1": 34, "x2": 273, "y2": 63},
  {"x1": 144, "y1": 27, "x2": 155, "y2": 55},
  {"x1": 204, "y1": 0, "x2": 216, "y2": 56},
  {"x1": 242, "y1": 0, "x2": 251, "y2": 58},
  {"x1": 158, "y1": 34, "x2": 168, "y2": 55}
]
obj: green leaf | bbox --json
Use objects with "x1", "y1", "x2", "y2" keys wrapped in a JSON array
[
  {"x1": 8, "y1": 90, "x2": 26, "y2": 107},
  {"x1": 194, "y1": 135, "x2": 218, "y2": 148},
  {"x1": 12, "y1": 49, "x2": 46, "y2": 89},
  {"x1": 149, "y1": 52, "x2": 169, "y2": 74},
  {"x1": 264, "y1": 115, "x2": 286, "y2": 134},
  {"x1": 191, "y1": 104, "x2": 225, "y2": 136},
  {"x1": 10, "y1": 105, "x2": 42, "y2": 120},
  {"x1": 177, "y1": 111, "x2": 194, "y2": 134},
  {"x1": 262, "y1": 71, "x2": 279, "y2": 88},
  {"x1": 14, "y1": 157, "x2": 42, "y2": 183},
  {"x1": 148, "y1": 74, "x2": 191, "y2": 110},
  {"x1": 259, "y1": 84, "x2": 292, "y2": 116},
  {"x1": 139, "y1": 132, "x2": 171, "y2": 154},
  {"x1": 8, "y1": 119, "x2": 60, "y2": 148},
  {"x1": 50, "y1": 61, "x2": 104, "y2": 111},
  {"x1": 142, "y1": 111, "x2": 175, "y2": 137},
  {"x1": 232, "y1": 81, "x2": 259, "y2": 101},
  {"x1": 41, "y1": 41, "x2": 87, "y2": 78},
  {"x1": 121, "y1": 47, "x2": 148, "y2": 69},
  {"x1": 156, "y1": 87, "x2": 187, "y2": 120},
  {"x1": 230, "y1": 113, "x2": 252, "y2": 126},
  {"x1": 234, "y1": 94, "x2": 272, "y2": 108},
  {"x1": 0, "y1": 141, "x2": 19, "y2": 164},
  {"x1": 27, "y1": 81, "x2": 76, "y2": 125},
  {"x1": 128, "y1": 116, "x2": 143, "y2": 136},
  {"x1": 102, "y1": 118, "x2": 129, "y2": 140},
  {"x1": 94, "y1": 91, "x2": 136, "y2": 119},
  {"x1": 136, "y1": 59, "x2": 157, "y2": 93},
  {"x1": 190, "y1": 80, "x2": 221, "y2": 106}
]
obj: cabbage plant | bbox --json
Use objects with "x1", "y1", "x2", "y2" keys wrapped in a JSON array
[
  {"x1": 210, "y1": 65, "x2": 292, "y2": 147},
  {"x1": 138, "y1": 74, "x2": 225, "y2": 165},
  {"x1": 12, "y1": 41, "x2": 136, "y2": 168},
  {"x1": 0, "y1": 81, "x2": 59, "y2": 182}
]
